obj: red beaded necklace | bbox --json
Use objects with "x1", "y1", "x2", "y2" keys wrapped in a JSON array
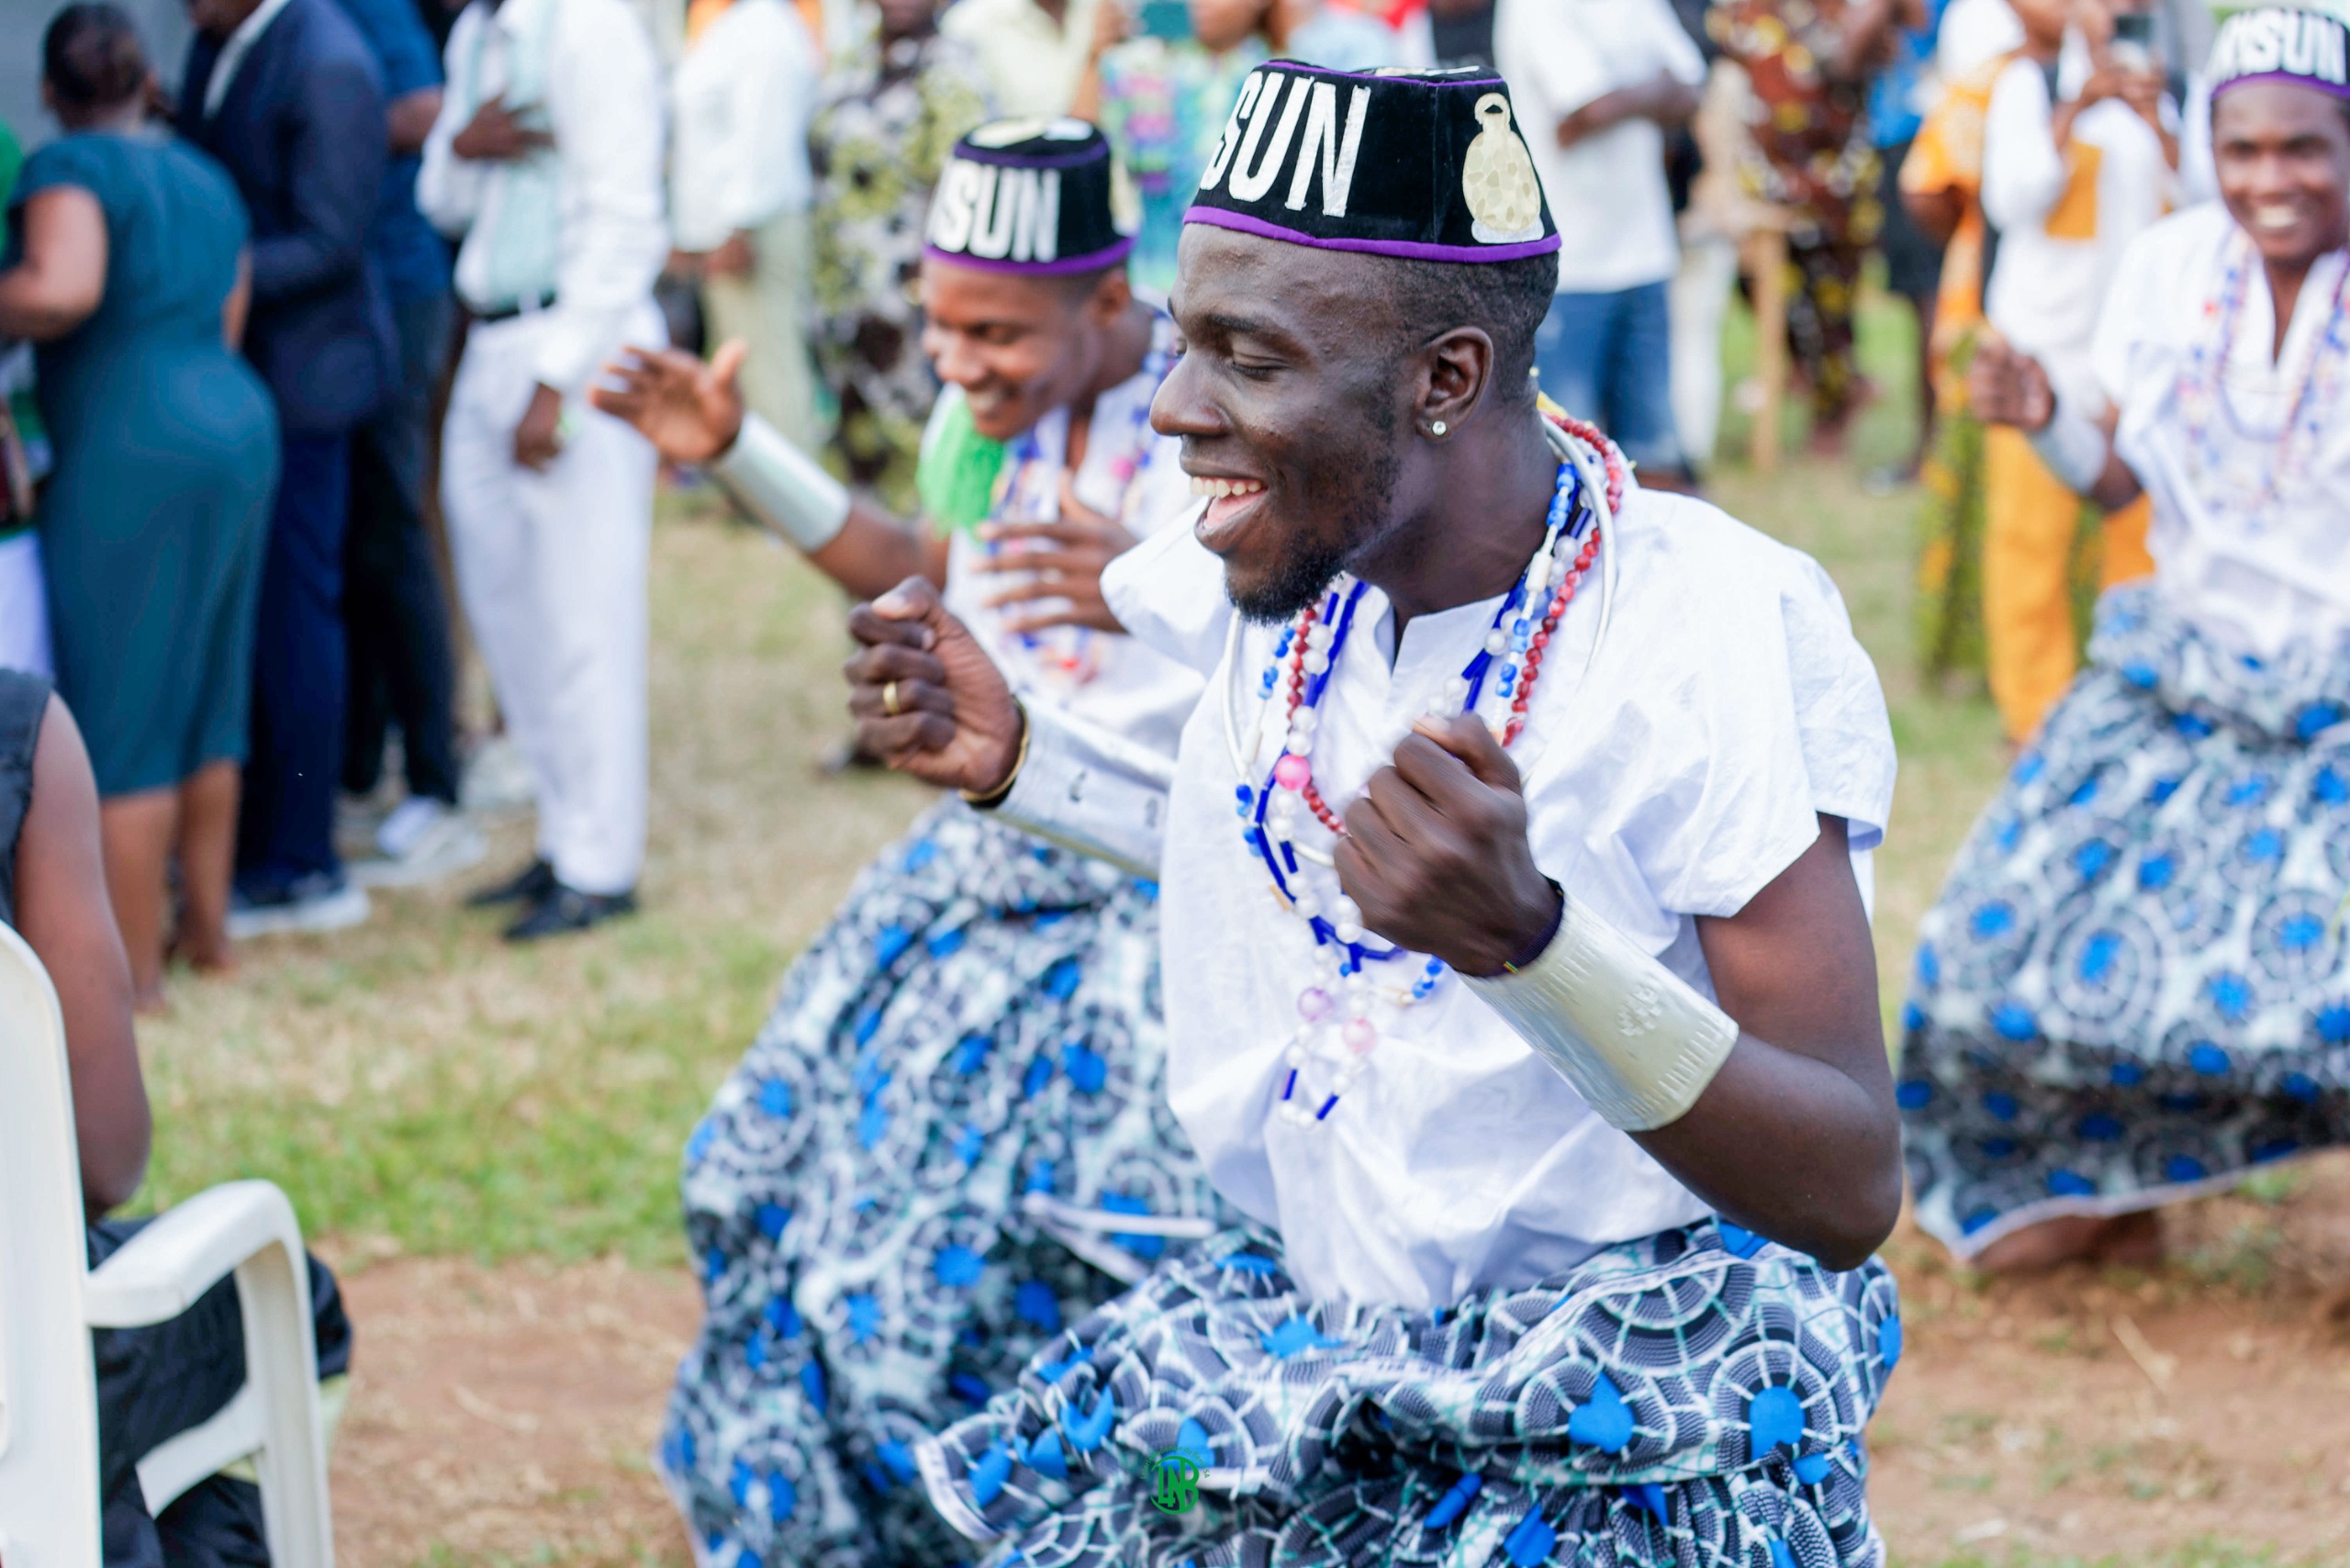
[{"x1": 1274, "y1": 411, "x2": 1624, "y2": 837}]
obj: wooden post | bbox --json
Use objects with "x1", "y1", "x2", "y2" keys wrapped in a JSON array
[{"x1": 1743, "y1": 222, "x2": 1790, "y2": 474}]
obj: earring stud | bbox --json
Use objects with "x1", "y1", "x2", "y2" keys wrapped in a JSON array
[{"x1": 1430, "y1": 420, "x2": 1448, "y2": 437}]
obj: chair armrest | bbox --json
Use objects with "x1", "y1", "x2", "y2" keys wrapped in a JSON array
[
  {"x1": 84, "y1": 1181, "x2": 336, "y2": 1568},
  {"x1": 84, "y1": 1182, "x2": 307, "y2": 1329}
]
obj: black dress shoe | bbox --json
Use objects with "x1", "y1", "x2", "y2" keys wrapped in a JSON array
[
  {"x1": 503, "y1": 883, "x2": 637, "y2": 942},
  {"x1": 467, "y1": 857, "x2": 556, "y2": 908}
]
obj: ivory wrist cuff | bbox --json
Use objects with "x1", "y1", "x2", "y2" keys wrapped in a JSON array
[
  {"x1": 710, "y1": 412, "x2": 851, "y2": 553},
  {"x1": 1463, "y1": 894, "x2": 1740, "y2": 1131},
  {"x1": 2025, "y1": 397, "x2": 2109, "y2": 495}
]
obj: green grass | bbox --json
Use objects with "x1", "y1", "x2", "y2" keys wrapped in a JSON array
[
  {"x1": 135, "y1": 507, "x2": 933, "y2": 1267},
  {"x1": 135, "y1": 288, "x2": 2008, "y2": 1267},
  {"x1": 143, "y1": 918, "x2": 787, "y2": 1265}
]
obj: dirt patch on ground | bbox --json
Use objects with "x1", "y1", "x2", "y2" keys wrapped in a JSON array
[
  {"x1": 324, "y1": 1157, "x2": 2350, "y2": 1568},
  {"x1": 329, "y1": 1255, "x2": 700, "y2": 1568},
  {"x1": 1869, "y1": 1153, "x2": 2350, "y2": 1563}
]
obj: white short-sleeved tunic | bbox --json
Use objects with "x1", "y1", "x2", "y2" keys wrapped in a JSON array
[
  {"x1": 934, "y1": 319, "x2": 1204, "y2": 756},
  {"x1": 2093, "y1": 204, "x2": 2350, "y2": 658},
  {"x1": 1100, "y1": 481, "x2": 1897, "y2": 1309}
]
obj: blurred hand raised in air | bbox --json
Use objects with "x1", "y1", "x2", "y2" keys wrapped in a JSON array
[{"x1": 590, "y1": 339, "x2": 749, "y2": 466}]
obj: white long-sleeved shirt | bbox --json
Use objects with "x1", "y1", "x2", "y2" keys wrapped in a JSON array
[
  {"x1": 1981, "y1": 55, "x2": 2171, "y2": 403},
  {"x1": 668, "y1": 0, "x2": 819, "y2": 252},
  {"x1": 417, "y1": 0, "x2": 668, "y2": 393}
]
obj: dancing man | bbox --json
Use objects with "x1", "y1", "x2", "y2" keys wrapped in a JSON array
[
  {"x1": 588, "y1": 122, "x2": 1226, "y2": 1568},
  {"x1": 1908, "y1": 6, "x2": 2350, "y2": 1272},
  {"x1": 847, "y1": 64, "x2": 1907, "y2": 1565}
]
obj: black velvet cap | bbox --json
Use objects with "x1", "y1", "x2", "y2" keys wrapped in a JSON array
[
  {"x1": 2208, "y1": 6, "x2": 2350, "y2": 100},
  {"x1": 1183, "y1": 62, "x2": 1561, "y2": 263},
  {"x1": 924, "y1": 118, "x2": 1141, "y2": 274}
]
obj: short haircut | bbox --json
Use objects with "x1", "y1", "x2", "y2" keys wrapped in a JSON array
[
  {"x1": 1049, "y1": 261, "x2": 1123, "y2": 305},
  {"x1": 44, "y1": 2, "x2": 148, "y2": 111},
  {"x1": 1379, "y1": 251, "x2": 1560, "y2": 409}
]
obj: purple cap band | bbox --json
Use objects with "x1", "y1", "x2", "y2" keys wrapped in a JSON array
[
  {"x1": 923, "y1": 235, "x2": 1138, "y2": 275},
  {"x1": 1181, "y1": 206, "x2": 1562, "y2": 264},
  {"x1": 2212, "y1": 67, "x2": 2350, "y2": 98}
]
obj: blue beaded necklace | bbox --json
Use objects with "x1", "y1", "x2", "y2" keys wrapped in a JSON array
[{"x1": 1225, "y1": 453, "x2": 1607, "y2": 1125}]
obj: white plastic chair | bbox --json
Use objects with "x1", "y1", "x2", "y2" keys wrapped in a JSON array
[{"x1": 0, "y1": 921, "x2": 335, "y2": 1568}]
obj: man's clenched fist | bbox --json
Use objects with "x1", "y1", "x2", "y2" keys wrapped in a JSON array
[
  {"x1": 1334, "y1": 713, "x2": 1561, "y2": 978},
  {"x1": 845, "y1": 577, "x2": 1024, "y2": 796}
]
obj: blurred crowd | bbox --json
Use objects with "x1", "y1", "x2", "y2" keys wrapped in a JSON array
[
  {"x1": 8, "y1": 0, "x2": 2350, "y2": 1558},
  {"x1": 0, "y1": 0, "x2": 2203, "y2": 1005}
]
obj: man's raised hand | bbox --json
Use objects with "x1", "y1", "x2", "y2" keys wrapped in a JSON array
[
  {"x1": 450, "y1": 94, "x2": 552, "y2": 162},
  {"x1": 845, "y1": 577, "x2": 1025, "y2": 795},
  {"x1": 972, "y1": 474, "x2": 1138, "y2": 634},
  {"x1": 1968, "y1": 337, "x2": 2055, "y2": 431},
  {"x1": 1333, "y1": 713, "x2": 1562, "y2": 978},
  {"x1": 589, "y1": 340, "x2": 749, "y2": 465}
]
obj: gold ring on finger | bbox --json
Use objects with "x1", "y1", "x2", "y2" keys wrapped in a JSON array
[{"x1": 882, "y1": 679, "x2": 903, "y2": 717}]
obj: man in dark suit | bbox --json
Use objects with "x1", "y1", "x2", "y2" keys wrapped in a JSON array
[{"x1": 180, "y1": 0, "x2": 393, "y2": 935}]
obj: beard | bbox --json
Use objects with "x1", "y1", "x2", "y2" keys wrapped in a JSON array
[
  {"x1": 1228, "y1": 535, "x2": 1354, "y2": 625},
  {"x1": 1225, "y1": 402, "x2": 1402, "y2": 625}
]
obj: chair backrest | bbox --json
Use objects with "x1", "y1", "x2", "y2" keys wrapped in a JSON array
[{"x1": 0, "y1": 920, "x2": 103, "y2": 1567}]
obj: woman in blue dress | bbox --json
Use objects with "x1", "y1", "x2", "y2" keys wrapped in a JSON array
[
  {"x1": 0, "y1": 4, "x2": 279, "y2": 1009},
  {"x1": 1903, "y1": 10, "x2": 2350, "y2": 1271}
]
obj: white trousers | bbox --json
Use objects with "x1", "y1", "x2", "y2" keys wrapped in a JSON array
[
  {"x1": 440, "y1": 304, "x2": 661, "y2": 895},
  {"x1": 0, "y1": 532, "x2": 52, "y2": 677},
  {"x1": 1669, "y1": 234, "x2": 1740, "y2": 475}
]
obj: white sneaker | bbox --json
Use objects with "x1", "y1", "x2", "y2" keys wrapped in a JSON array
[
  {"x1": 461, "y1": 736, "x2": 537, "y2": 813},
  {"x1": 349, "y1": 797, "x2": 488, "y2": 889},
  {"x1": 227, "y1": 875, "x2": 372, "y2": 940}
]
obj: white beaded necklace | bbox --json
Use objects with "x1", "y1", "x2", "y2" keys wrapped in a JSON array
[{"x1": 1216, "y1": 414, "x2": 1627, "y2": 1124}]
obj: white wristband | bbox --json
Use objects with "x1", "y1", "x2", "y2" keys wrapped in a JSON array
[
  {"x1": 1463, "y1": 894, "x2": 1740, "y2": 1131},
  {"x1": 709, "y1": 413, "x2": 851, "y2": 554},
  {"x1": 2025, "y1": 397, "x2": 2109, "y2": 495}
]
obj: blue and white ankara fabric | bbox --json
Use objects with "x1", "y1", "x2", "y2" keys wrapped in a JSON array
[
  {"x1": 1903, "y1": 581, "x2": 2350, "y2": 1257},
  {"x1": 913, "y1": 1221, "x2": 1899, "y2": 1566},
  {"x1": 659, "y1": 800, "x2": 1230, "y2": 1568}
]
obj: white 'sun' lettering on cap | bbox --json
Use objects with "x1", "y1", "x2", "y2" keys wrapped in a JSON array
[
  {"x1": 2209, "y1": 6, "x2": 2350, "y2": 98},
  {"x1": 924, "y1": 119, "x2": 1138, "y2": 276},
  {"x1": 1185, "y1": 62, "x2": 1561, "y2": 263}
]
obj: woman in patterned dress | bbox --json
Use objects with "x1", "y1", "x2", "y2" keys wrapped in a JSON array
[
  {"x1": 1903, "y1": 8, "x2": 2350, "y2": 1271},
  {"x1": 807, "y1": 0, "x2": 990, "y2": 510},
  {"x1": 1710, "y1": 0, "x2": 1918, "y2": 451}
]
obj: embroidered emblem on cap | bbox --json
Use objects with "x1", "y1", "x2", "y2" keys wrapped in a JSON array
[
  {"x1": 1111, "y1": 157, "x2": 1143, "y2": 238},
  {"x1": 1462, "y1": 94, "x2": 1544, "y2": 243}
]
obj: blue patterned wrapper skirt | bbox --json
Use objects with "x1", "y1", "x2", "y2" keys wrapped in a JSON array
[
  {"x1": 658, "y1": 800, "x2": 1230, "y2": 1568},
  {"x1": 1903, "y1": 582, "x2": 2350, "y2": 1257},
  {"x1": 914, "y1": 1223, "x2": 1901, "y2": 1567}
]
